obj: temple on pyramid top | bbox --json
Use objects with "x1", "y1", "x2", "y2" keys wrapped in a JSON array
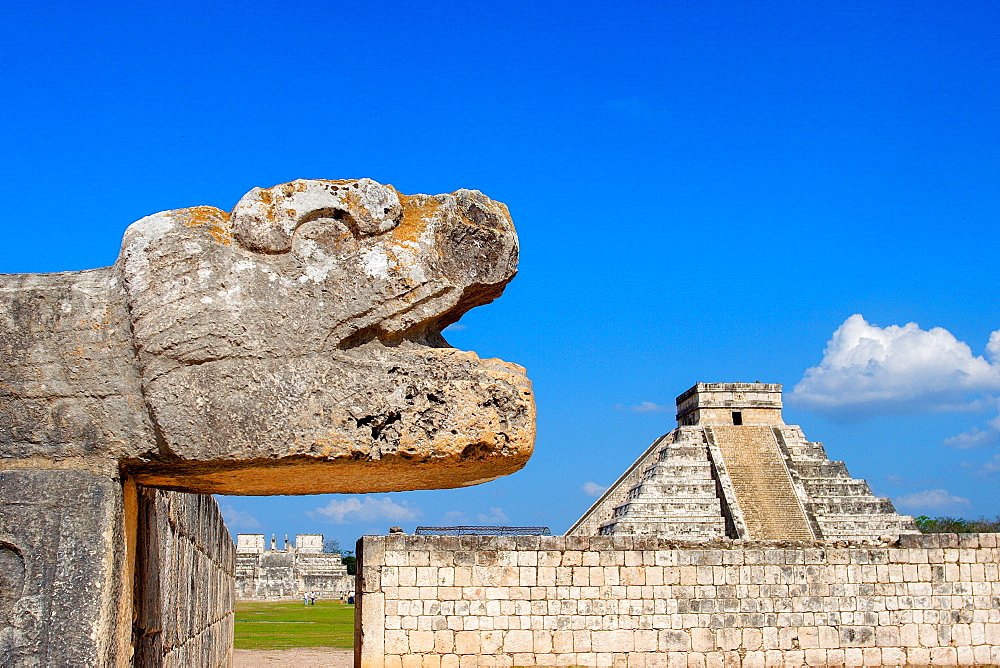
[
  {"x1": 675, "y1": 382, "x2": 784, "y2": 426},
  {"x1": 568, "y1": 382, "x2": 919, "y2": 541}
]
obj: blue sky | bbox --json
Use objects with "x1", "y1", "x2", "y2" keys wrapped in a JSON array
[{"x1": 2, "y1": 1, "x2": 997, "y2": 550}]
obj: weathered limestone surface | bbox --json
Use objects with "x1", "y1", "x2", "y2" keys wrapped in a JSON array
[
  {"x1": 570, "y1": 383, "x2": 917, "y2": 540},
  {"x1": 357, "y1": 533, "x2": 1000, "y2": 666},
  {"x1": 133, "y1": 488, "x2": 234, "y2": 667},
  {"x1": 0, "y1": 471, "x2": 233, "y2": 667},
  {"x1": 0, "y1": 470, "x2": 131, "y2": 666},
  {"x1": 0, "y1": 179, "x2": 533, "y2": 664}
]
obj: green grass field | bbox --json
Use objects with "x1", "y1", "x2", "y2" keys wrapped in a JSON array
[{"x1": 234, "y1": 599, "x2": 355, "y2": 650}]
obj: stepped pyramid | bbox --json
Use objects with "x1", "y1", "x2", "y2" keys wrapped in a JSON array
[{"x1": 568, "y1": 383, "x2": 919, "y2": 540}]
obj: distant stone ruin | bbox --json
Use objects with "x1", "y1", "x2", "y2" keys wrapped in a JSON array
[
  {"x1": 0, "y1": 179, "x2": 534, "y2": 665},
  {"x1": 568, "y1": 382, "x2": 918, "y2": 539},
  {"x1": 235, "y1": 533, "x2": 353, "y2": 599}
]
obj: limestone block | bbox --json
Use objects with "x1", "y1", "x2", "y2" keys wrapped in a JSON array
[
  {"x1": 454, "y1": 567, "x2": 472, "y2": 587},
  {"x1": 804, "y1": 648, "x2": 827, "y2": 665},
  {"x1": 858, "y1": 647, "x2": 882, "y2": 665},
  {"x1": 591, "y1": 630, "x2": 634, "y2": 653},
  {"x1": 538, "y1": 551, "x2": 561, "y2": 568},
  {"x1": 906, "y1": 646, "x2": 930, "y2": 664},
  {"x1": 0, "y1": 470, "x2": 128, "y2": 666},
  {"x1": 415, "y1": 566, "x2": 436, "y2": 586},
  {"x1": 408, "y1": 630, "x2": 434, "y2": 653},
  {"x1": 658, "y1": 629, "x2": 692, "y2": 652},
  {"x1": 797, "y1": 626, "x2": 819, "y2": 649},
  {"x1": 530, "y1": 629, "x2": 552, "y2": 653},
  {"x1": 385, "y1": 630, "x2": 409, "y2": 654},
  {"x1": 480, "y1": 629, "x2": 503, "y2": 654},
  {"x1": 817, "y1": 625, "x2": 840, "y2": 648},
  {"x1": 516, "y1": 551, "x2": 538, "y2": 567},
  {"x1": 918, "y1": 622, "x2": 938, "y2": 647},
  {"x1": 782, "y1": 650, "x2": 806, "y2": 666},
  {"x1": 454, "y1": 630, "x2": 480, "y2": 654},
  {"x1": 974, "y1": 644, "x2": 994, "y2": 664},
  {"x1": 434, "y1": 629, "x2": 455, "y2": 653},
  {"x1": 551, "y1": 630, "x2": 573, "y2": 653},
  {"x1": 825, "y1": 648, "x2": 845, "y2": 665}
]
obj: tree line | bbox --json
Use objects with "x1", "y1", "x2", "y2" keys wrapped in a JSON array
[
  {"x1": 323, "y1": 538, "x2": 357, "y2": 574},
  {"x1": 914, "y1": 515, "x2": 1000, "y2": 533}
]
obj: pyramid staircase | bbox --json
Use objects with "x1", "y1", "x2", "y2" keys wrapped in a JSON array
[{"x1": 705, "y1": 426, "x2": 815, "y2": 540}]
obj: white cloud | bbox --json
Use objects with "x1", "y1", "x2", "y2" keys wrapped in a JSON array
[
  {"x1": 218, "y1": 503, "x2": 262, "y2": 530},
  {"x1": 312, "y1": 496, "x2": 420, "y2": 524},
  {"x1": 982, "y1": 454, "x2": 1000, "y2": 474},
  {"x1": 988, "y1": 330, "x2": 1000, "y2": 362},
  {"x1": 945, "y1": 408, "x2": 1000, "y2": 449},
  {"x1": 791, "y1": 315, "x2": 1000, "y2": 416},
  {"x1": 444, "y1": 323, "x2": 468, "y2": 332},
  {"x1": 476, "y1": 507, "x2": 509, "y2": 524},
  {"x1": 582, "y1": 481, "x2": 608, "y2": 497},
  {"x1": 894, "y1": 489, "x2": 971, "y2": 512},
  {"x1": 441, "y1": 510, "x2": 466, "y2": 524},
  {"x1": 961, "y1": 453, "x2": 1000, "y2": 477},
  {"x1": 617, "y1": 401, "x2": 672, "y2": 413}
]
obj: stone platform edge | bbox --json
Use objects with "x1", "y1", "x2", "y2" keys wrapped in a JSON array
[{"x1": 364, "y1": 531, "x2": 997, "y2": 552}]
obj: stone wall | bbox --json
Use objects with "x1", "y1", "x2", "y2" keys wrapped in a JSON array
[
  {"x1": 356, "y1": 533, "x2": 1000, "y2": 666},
  {"x1": 0, "y1": 473, "x2": 234, "y2": 666},
  {"x1": 0, "y1": 469, "x2": 133, "y2": 665},
  {"x1": 133, "y1": 486, "x2": 235, "y2": 667}
]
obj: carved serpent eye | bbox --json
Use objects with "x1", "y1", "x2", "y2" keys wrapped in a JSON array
[
  {"x1": 292, "y1": 209, "x2": 361, "y2": 257},
  {"x1": 231, "y1": 179, "x2": 403, "y2": 254}
]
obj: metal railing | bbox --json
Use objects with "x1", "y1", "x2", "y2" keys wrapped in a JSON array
[{"x1": 413, "y1": 526, "x2": 551, "y2": 536}]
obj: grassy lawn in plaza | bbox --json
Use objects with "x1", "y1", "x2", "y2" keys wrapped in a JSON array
[{"x1": 234, "y1": 599, "x2": 355, "y2": 649}]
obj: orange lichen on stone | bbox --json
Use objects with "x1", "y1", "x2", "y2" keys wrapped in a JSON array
[
  {"x1": 272, "y1": 180, "x2": 310, "y2": 199},
  {"x1": 394, "y1": 193, "x2": 441, "y2": 245},
  {"x1": 341, "y1": 190, "x2": 362, "y2": 217},
  {"x1": 315, "y1": 178, "x2": 363, "y2": 187},
  {"x1": 177, "y1": 206, "x2": 233, "y2": 245}
]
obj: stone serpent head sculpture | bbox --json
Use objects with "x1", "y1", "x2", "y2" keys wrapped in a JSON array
[{"x1": 0, "y1": 179, "x2": 534, "y2": 494}]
